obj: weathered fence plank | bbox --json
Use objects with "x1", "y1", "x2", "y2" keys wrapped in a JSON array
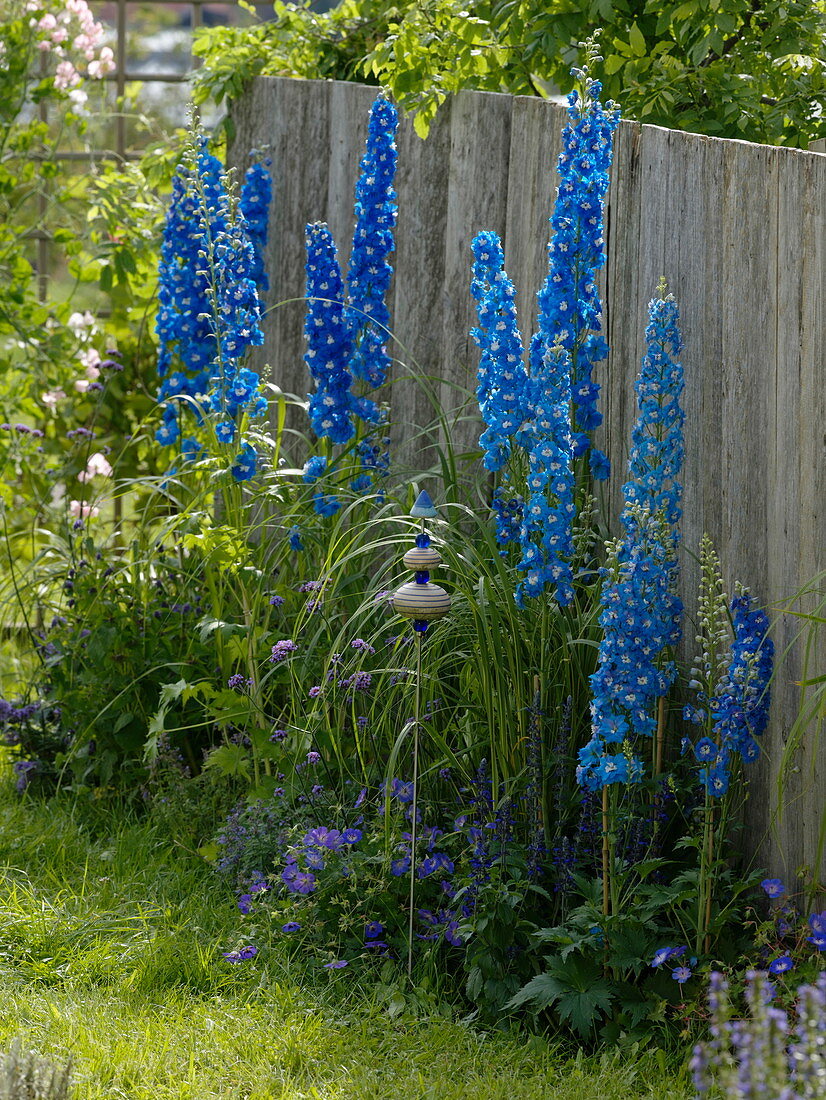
[
  {"x1": 440, "y1": 90, "x2": 513, "y2": 467},
  {"x1": 386, "y1": 98, "x2": 452, "y2": 478},
  {"x1": 231, "y1": 78, "x2": 826, "y2": 879}
]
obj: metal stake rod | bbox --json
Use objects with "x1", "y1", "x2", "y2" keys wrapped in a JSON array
[
  {"x1": 407, "y1": 534, "x2": 424, "y2": 979},
  {"x1": 390, "y1": 491, "x2": 450, "y2": 984}
]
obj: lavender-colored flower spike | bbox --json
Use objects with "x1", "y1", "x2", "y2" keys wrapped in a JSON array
[
  {"x1": 346, "y1": 96, "x2": 399, "y2": 395},
  {"x1": 304, "y1": 222, "x2": 356, "y2": 445},
  {"x1": 694, "y1": 970, "x2": 824, "y2": 1098}
]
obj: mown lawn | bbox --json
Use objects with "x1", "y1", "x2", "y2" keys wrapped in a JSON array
[{"x1": 0, "y1": 781, "x2": 694, "y2": 1099}]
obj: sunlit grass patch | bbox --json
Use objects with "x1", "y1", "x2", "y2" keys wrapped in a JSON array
[{"x1": 0, "y1": 785, "x2": 692, "y2": 1099}]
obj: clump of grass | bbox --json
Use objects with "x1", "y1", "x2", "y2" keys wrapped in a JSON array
[{"x1": 0, "y1": 780, "x2": 693, "y2": 1099}]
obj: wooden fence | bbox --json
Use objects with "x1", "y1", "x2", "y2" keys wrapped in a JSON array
[{"x1": 230, "y1": 76, "x2": 826, "y2": 881}]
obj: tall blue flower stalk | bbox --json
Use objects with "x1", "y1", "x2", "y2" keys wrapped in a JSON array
[
  {"x1": 346, "y1": 96, "x2": 398, "y2": 395},
  {"x1": 155, "y1": 136, "x2": 270, "y2": 481},
  {"x1": 684, "y1": 535, "x2": 775, "y2": 798},
  {"x1": 301, "y1": 95, "x2": 399, "y2": 502},
  {"x1": 470, "y1": 233, "x2": 577, "y2": 608},
  {"x1": 239, "y1": 157, "x2": 272, "y2": 295},
  {"x1": 577, "y1": 290, "x2": 685, "y2": 791},
  {"x1": 303, "y1": 223, "x2": 357, "y2": 447},
  {"x1": 155, "y1": 138, "x2": 228, "y2": 446},
  {"x1": 532, "y1": 64, "x2": 619, "y2": 479},
  {"x1": 469, "y1": 47, "x2": 619, "y2": 605}
]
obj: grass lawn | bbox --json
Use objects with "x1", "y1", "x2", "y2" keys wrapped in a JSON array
[{"x1": 0, "y1": 780, "x2": 694, "y2": 1099}]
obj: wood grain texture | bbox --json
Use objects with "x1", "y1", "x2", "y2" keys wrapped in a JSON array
[
  {"x1": 440, "y1": 90, "x2": 512, "y2": 473},
  {"x1": 231, "y1": 78, "x2": 825, "y2": 878}
]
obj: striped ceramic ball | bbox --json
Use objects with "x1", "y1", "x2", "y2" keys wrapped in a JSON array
[
  {"x1": 402, "y1": 546, "x2": 442, "y2": 570},
  {"x1": 392, "y1": 580, "x2": 451, "y2": 620}
]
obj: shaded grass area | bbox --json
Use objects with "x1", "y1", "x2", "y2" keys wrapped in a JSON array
[{"x1": 0, "y1": 783, "x2": 694, "y2": 1099}]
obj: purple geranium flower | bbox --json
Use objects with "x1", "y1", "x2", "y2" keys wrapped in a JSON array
[{"x1": 761, "y1": 878, "x2": 786, "y2": 898}]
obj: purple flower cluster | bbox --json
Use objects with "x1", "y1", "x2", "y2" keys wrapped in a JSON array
[
  {"x1": 12, "y1": 759, "x2": 39, "y2": 792},
  {"x1": 269, "y1": 639, "x2": 298, "y2": 663},
  {"x1": 0, "y1": 698, "x2": 40, "y2": 745},
  {"x1": 1, "y1": 423, "x2": 44, "y2": 438},
  {"x1": 279, "y1": 823, "x2": 363, "y2": 895},
  {"x1": 651, "y1": 944, "x2": 693, "y2": 984},
  {"x1": 691, "y1": 970, "x2": 826, "y2": 1098},
  {"x1": 223, "y1": 944, "x2": 257, "y2": 962}
]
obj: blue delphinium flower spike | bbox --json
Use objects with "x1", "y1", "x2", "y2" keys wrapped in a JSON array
[
  {"x1": 239, "y1": 157, "x2": 272, "y2": 294},
  {"x1": 533, "y1": 80, "x2": 619, "y2": 470},
  {"x1": 346, "y1": 96, "x2": 399, "y2": 393},
  {"x1": 578, "y1": 291, "x2": 685, "y2": 791},
  {"x1": 155, "y1": 135, "x2": 269, "y2": 473},
  {"x1": 303, "y1": 222, "x2": 357, "y2": 445},
  {"x1": 155, "y1": 137, "x2": 228, "y2": 409},
  {"x1": 470, "y1": 231, "x2": 528, "y2": 474}
]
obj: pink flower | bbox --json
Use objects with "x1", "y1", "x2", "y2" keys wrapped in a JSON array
[
  {"x1": 41, "y1": 388, "x2": 66, "y2": 409},
  {"x1": 87, "y1": 46, "x2": 114, "y2": 78},
  {"x1": 79, "y1": 348, "x2": 101, "y2": 377},
  {"x1": 77, "y1": 452, "x2": 112, "y2": 482},
  {"x1": 69, "y1": 500, "x2": 99, "y2": 519},
  {"x1": 54, "y1": 60, "x2": 81, "y2": 90}
]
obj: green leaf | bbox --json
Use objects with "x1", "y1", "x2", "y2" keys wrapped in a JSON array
[
  {"x1": 202, "y1": 743, "x2": 251, "y2": 779},
  {"x1": 629, "y1": 21, "x2": 647, "y2": 56},
  {"x1": 603, "y1": 53, "x2": 626, "y2": 75},
  {"x1": 506, "y1": 971, "x2": 564, "y2": 1012}
]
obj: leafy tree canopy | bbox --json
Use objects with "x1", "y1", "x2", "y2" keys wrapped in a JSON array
[{"x1": 194, "y1": 0, "x2": 825, "y2": 146}]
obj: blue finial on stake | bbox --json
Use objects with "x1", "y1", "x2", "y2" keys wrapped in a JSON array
[{"x1": 410, "y1": 489, "x2": 438, "y2": 518}]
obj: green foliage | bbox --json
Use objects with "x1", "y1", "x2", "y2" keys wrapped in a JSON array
[
  {"x1": 508, "y1": 954, "x2": 614, "y2": 1038},
  {"x1": 0, "y1": 784, "x2": 694, "y2": 1099},
  {"x1": 0, "y1": 0, "x2": 179, "y2": 574},
  {"x1": 193, "y1": 0, "x2": 826, "y2": 146},
  {"x1": 6, "y1": 532, "x2": 219, "y2": 791}
]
